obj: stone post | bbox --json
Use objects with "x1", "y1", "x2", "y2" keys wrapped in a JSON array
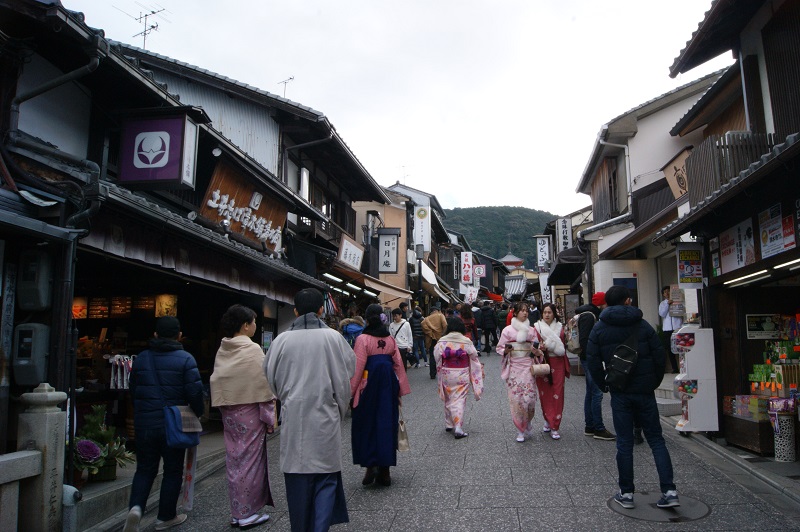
[{"x1": 17, "y1": 382, "x2": 67, "y2": 532}]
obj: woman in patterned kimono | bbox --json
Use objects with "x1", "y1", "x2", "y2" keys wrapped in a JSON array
[
  {"x1": 496, "y1": 302, "x2": 544, "y2": 442},
  {"x1": 434, "y1": 318, "x2": 484, "y2": 438},
  {"x1": 210, "y1": 305, "x2": 276, "y2": 529},
  {"x1": 533, "y1": 303, "x2": 570, "y2": 440},
  {"x1": 350, "y1": 304, "x2": 411, "y2": 487}
]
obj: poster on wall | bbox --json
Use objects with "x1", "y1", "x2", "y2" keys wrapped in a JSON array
[
  {"x1": 746, "y1": 314, "x2": 782, "y2": 340},
  {"x1": 719, "y1": 219, "x2": 755, "y2": 274},
  {"x1": 758, "y1": 204, "x2": 789, "y2": 259},
  {"x1": 676, "y1": 243, "x2": 703, "y2": 289},
  {"x1": 460, "y1": 252, "x2": 473, "y2": 284}
]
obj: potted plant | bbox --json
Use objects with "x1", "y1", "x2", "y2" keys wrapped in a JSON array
[
  {"x1": 79, "y1": 405, "x2": 136, "y2": 481},
  {"x1": 72, "y1": 438, "x2": 107, "y2": 487}
]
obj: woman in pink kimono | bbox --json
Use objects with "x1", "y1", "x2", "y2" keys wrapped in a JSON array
[
  {"x1": 210, "y1": 304, "x2": 276, "y2": 529},
  {"x1": 533, "y1": 303, "x2": 570, "y2": 440},
  {"x1": 496, "y1": 302, "x2": 545, "y2": 442},
  {"x1": 434, "y1": 318, "x2": 484, "y2": 438}
]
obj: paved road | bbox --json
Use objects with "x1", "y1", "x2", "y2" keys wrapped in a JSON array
[{"x1": 142, "y1": 353, "x2": 800, "y2": 531}]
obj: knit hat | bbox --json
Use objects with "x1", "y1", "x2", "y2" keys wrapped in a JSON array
[
  {"x1": 591, "y1": 292, "x2": 606, "y2": 306},
  {"x1": 155, "y1": 316, "x2": 181, "y2": 338}
]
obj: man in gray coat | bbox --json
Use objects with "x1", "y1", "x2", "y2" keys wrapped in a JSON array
[{"x1": 265, "y1": 288, "x2": 356, "y2": 531}]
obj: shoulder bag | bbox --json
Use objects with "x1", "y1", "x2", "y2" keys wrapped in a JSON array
[{"x1": 149, "y1": 354, "x2": 202, "y2": 448}]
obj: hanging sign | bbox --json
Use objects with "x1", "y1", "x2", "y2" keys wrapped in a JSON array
[
  {"x1": 413, "y1": 198, "x2": 431, "y2": 252},
  {"x1": 338, "y1": 234, "x2": 364, "y2": 270},
  {"x1": 556, "y1": 218, "x2": 573, "y2": 253},
  {"x1": 473, "y1": 264, "x2": 487, "y2": 278},
  {"x1": 676, "y1": 243, "x2": 703, "y2": 289},
  {"x1": 460, "y1": 252, "x2": 473, "y2": 284},
  {"x1": 536, "y1": 235, "x2": 551, "y2": 273},
  {"x1": 377, "y1": 228, "x2": 401, "y2": 273}
]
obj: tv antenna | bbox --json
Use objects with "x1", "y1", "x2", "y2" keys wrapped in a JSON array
[
  {"x1": 113, "y1": 3, "x2": 171, "y2": 49},
  {"x1": 278, "y1": 76, "x2": 294, "y2": 98}
]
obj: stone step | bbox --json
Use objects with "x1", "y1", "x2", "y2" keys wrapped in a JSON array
[{"x1": 657, "y1": 397, "x2": 683, "y2": 417}]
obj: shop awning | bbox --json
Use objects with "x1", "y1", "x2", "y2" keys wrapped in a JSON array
[
  {"x1": 330, "y1": 263, "x2": 412, "y2": 305},
  {"x1": 548, "y1": 246, "x2": 586, "y2": 286},
  {"x1": 410, "y1": 262, "x2": 458, "y2": 303}
]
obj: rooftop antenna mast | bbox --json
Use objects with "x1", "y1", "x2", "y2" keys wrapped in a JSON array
[
  {"x1": 133, "y1": 7, "x2": 164, "y2": 49},
  {"x1": 278, "y1": 76, "x2": 294, "y2": 98}
]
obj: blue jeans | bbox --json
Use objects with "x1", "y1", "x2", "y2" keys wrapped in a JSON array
[
  {"x1": 581, "y1": 359, "x2": 605, "y2": 431},
  {"x1": 610, "y1": 392, "x2": 675, "y2": 494},
  {"x1": 412, "y1": 337, "x2": 426, "y2": 363},
  {"x1": 129, "y1": 427, "x2": 186, "y2": 521}
]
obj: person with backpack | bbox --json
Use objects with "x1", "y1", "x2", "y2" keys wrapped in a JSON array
[
  {"x1": 389, "y1": 308, "x2": 414, "y2": 369},
  {"x1": 586, "y1": 285, "x2": 679, "y2": 511},
  {"x1": 339, "y1": 315, "x2": 365, "y2": 348},
  {"x1": 571, "y1": 292, "x2": 615, "y2": 441}
]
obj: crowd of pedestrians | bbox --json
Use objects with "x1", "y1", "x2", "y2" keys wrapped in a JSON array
[{"x1": 122, "y1": 287, "x2": 679, "y2": 532}]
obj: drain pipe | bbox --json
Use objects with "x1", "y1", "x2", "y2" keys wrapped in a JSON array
[
  {"x1": 9, "y1": 56, "x2": 100, "y2": 134},
  {"x1": 281, "y1": 132, "x2": 334, "y2": 185}
]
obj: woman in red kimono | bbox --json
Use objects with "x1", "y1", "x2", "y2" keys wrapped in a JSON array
[{"x1": 533, "y1": 303, "x2": 570, "y2": 440}]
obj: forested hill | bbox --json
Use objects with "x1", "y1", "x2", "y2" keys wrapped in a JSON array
[{"x1": 442, "y1": 207, "x2": 556, "y2": 270}]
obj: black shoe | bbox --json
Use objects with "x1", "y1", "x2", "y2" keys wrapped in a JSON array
[
  {"x1": 633, "y1": 428, "x2": 644, "y2": 445},
  {"x1": 445, "y1": 427, "x2": 453, "y2": 432},
  {"x1": 362, "y1": 467, "x2": 376, "y2": 485},
  {"x1": 376, "y1": 467, "x2": 391, "y2": 486}
]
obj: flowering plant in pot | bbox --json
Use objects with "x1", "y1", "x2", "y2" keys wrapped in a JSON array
[
  {"x1": 73, "y1": 439, "x2": 107, "y2": 475},
  {"x1": 79, "y1": 405, "x2": 135, "y2": 481}
]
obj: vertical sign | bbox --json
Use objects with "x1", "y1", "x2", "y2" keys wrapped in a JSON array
[
  {"x1": 539, "y1": 272, "x2": 551, "y2": 303},
  {"x1": 460, "y1": 252, "x2": 473, "y2": 284},
  {"x1": 535, "y1": 235, "x2": 551, "y2": 273},
  {"x1": 413, "y1": 198, "x2": 431, "y2": 252},
  {"x1": 676, "y1": 243, "x2": 703, "y2": 289},
  {"x1": 377, "y1": 229, "x2": 400, "y2": 273},
  {"x1": 556, "y1": 218, "x2": 573, "y2": 253}
]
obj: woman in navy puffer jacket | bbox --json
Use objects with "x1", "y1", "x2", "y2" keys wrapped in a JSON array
[{"x1": 125, "y1": 317, "x2": 204, "y2": 532}]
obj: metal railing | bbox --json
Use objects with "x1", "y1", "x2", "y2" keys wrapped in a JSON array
[{"x1": 686, "y1": 132, "x2": 776, "y2": 208}]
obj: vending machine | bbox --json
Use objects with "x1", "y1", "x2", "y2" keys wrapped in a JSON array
[{"x1": 671, "y1": 325, "x2": 719, "y2": 431}]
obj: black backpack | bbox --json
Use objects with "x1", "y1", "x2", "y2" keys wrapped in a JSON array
[{"x1": 604, "y1": 328, "x2": 638, "y2": 392}]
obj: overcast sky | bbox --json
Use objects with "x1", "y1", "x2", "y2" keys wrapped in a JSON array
[{"x1": 65, "y1": 0, "x2": 732, "y2": 216}]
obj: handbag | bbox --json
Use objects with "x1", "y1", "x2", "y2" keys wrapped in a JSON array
[
  {"x1": 149, "y1": 354, "x2": 202, "y2": 449},
  {"x1": 530, "y1": 355, "x2": 551, "y2": 377},
  {"x1": 397, "y1": 406, "x2": 410, "y2": 452}
]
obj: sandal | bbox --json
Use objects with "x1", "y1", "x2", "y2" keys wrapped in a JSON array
[
  {"x1": 231, "y1": 518, "x2": 239, "y2": 527},
  {"x1": 238, "y1": 514, "x2": 270, "y2": 530}
]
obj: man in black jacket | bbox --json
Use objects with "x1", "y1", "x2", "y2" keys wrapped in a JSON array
[
  {"x1": 124, "y1": 316, "x2": 204, "y2": 532},
  {"x1": 479, "y1": 302, "x2": 498, "y2": 354},
  {"x1": 574, "y1": 291, "x2": 615, "y2": 441},
  {"x1": 586, "y1": 285, "x2": 679, "y2": 510}
]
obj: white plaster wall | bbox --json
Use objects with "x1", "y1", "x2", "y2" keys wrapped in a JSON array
[
  {"x1": 594, "y1": 259, "x2": 660, "y2": 327},
  {"x1": 627, "y1": 100, "x2": 706, "y2": 191}
]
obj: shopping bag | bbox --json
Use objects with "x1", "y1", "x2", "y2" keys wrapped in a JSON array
[
  {"x1": 397, "y1": 407, "x2": 410, "y2": 452},
  {"x1": 179, "y1": 446, "x2": 198, "y2": 511}
]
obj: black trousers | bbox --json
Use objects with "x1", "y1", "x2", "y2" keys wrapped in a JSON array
[{"x1": 483, "y1": 327, "x2": 498, "y2": 352}]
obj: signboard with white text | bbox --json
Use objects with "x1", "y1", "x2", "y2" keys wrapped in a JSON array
[
  {"x1": 556, "y1": 218, "x2": 573, "y2": 254},
  {"x1": 413, "y1": 198, "x2": 431, "y2": 252},
  {"x1": 460, "y1": 252, "x2": 473, "y2": 284}
]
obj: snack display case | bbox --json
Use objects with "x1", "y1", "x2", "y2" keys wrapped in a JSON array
[{"x1": 671, "y1": 325, "x2": 719, "y2": 431}]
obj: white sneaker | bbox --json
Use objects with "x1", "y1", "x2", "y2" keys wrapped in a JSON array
[
  {"x1": 424, "y1": 362, "x2": 430, "y2": 367},
  {"x1": 516, "y1": 432, "x2": 525, "y2": 442},
  {"x1": 154, "y1": 514, "x2": 187, "y2": 531},
  {"x1": 551, "y1": 430, "x2": 561, "y2": 440},
  {"x1": 414, "y1": 363, "x2": 420, "y2": 368},
  {"x1": 123, "y1": 506, "x2": 142, "y2": 532},
  {"x1": 542, "y1": 421, "x2": 551, "y2": 433}
]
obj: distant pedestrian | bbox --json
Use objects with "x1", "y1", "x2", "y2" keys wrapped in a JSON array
[
  {"x1": 480, "y1": 301, "x2": 499, "y2": 354},
  {"x1": 496, "y1": 302, "x2": 541, "y2": 443},
  {"x1": 265, "y1": 288, "x2": 355, "y2": 531},
  {"x1": 533, "y1": 303, "x2": 570, "y2": 440},
  {"x1": 658, "y1": 286, "x2": 682, "y2": 373},
  {"x1": 350, "y1": 304, "x2": 411, "y2": 487},
  {"x1": 389, "y1": 308, "x2": 414, "y2": 369},
  {"x1": 587, "y1": 285, "x2": 679, "y2": 510},
  {"x1": 497, "y1": 304, "x2": 510, "y2": 328},
  {"x1": 422, "y1": 304, "x2": 447, "y2": 378},
  {"x1": 573, "y1": 293, "x2": 615, "y2": 441},
  {"x1": 434, "y1": 318, "x2": 483, "y2": 439},
  {"x1": 459, "y1": 306, "x2": 479, "y2": 348},
  {"x1": 124, "y1": 316, "x2": 204, "y2": 532},
  {"x1": 408, "y1": 306, "x2": 426, "y2": 367},
  {"x1": 399, "y1": 301, "x2": 409, "y2": 320},
  {"x1": 339, "y1": 315, "x2": 365, "y2": 349},
  {"x1": 211, "y1": 304, "x2": 275, "y2": 529}
]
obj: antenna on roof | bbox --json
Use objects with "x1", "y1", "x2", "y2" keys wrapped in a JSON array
[
  {"x1": 278, "y1": 76, "x2": 294, "y2": 98},
  {"x1": 113, "y1": 2, "x2": 171, "y2": 49}
]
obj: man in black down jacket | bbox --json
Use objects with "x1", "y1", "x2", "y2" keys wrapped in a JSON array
[
  {"x1": 586, "y1": 285, "x2": 679, "y2": 510},
  {"x1": 124, "y1": 316, "x2": 204, "y2": 532},
  {"x1": 479, "y1": 302, "x2": 498, "y2": 354}
]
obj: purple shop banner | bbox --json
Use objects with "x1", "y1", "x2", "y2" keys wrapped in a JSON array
[{"x1": 119, "y1": 116, "x2": 185, "y2": 185}]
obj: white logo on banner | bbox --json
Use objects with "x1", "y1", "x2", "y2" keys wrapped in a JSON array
[{"x1": 134, "y1": 131, "x2": 170, "y2": 168}]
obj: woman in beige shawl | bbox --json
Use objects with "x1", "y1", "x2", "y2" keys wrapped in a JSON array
[{"x1": 210, "y1": 304, "x2": 275, "y2": 530}]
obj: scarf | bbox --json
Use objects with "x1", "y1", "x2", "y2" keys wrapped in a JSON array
[
  {"x1": 535, "y1": 319, "x2": 565, "y2": 356},
  {"x1": 510, "y1": 317, "x2": 531, "y2": 343},
  {"x1": 211, "y1": 335, "x2": 275, "y2": 407}
]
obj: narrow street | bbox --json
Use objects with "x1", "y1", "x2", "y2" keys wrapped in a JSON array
[{"x1": 144, "y1": 354, "x2": 799, "y2": 531}]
